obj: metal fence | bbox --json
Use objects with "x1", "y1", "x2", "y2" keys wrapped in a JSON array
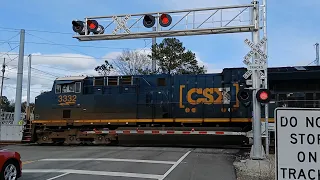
[
  {"x1": 0, "y1": 112, "x2": 34, "y2": 141},
  {"x1": 0, "y1": 112, "x2": 34, "y2": 125}
]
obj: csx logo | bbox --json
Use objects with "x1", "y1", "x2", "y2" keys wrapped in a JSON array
[
  {"x1": 186, "y1": 87, "x2": 222, "y2": 105},
  {"x1": 179, "y1": 84, "x2": 239, "y2": 113}
]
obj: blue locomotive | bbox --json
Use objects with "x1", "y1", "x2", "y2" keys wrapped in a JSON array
[{"x1": 26, "y1": 65, "x2": 320, "y2": 145}]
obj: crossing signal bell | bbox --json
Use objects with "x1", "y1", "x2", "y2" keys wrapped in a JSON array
[
  {"x1": 256, "y1": 89, "x2": 271, "y2": 104},
  {"x1": 143, "y1": 14, "x2": 172, "y2": 28},
  {"x1": 237, "y1": 88, "x2": 252, "y2": 107},
  {"x1": 72, "y1": 20, "x2": 105, "y2": 35}
]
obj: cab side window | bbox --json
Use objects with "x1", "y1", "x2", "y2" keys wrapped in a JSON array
[
  {"x1": 55, "y1": 84, "x2": 61, "y2": 94},
  {"x1": 75, "y1": 82, "x2": 81, "y2": 93}
]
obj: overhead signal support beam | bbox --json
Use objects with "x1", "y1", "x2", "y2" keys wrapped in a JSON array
[{"x1": 72, "y1": 4, "x2": 255, "y2": 41}]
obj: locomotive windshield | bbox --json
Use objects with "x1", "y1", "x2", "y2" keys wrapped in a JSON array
[{"x1": 55, "y1": 81, "x2": 81, "y2": 94}]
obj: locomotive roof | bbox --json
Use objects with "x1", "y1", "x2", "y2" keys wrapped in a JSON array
[
  {"x1": 53, "y1": 65, "x2": 320, "y2": 80},
  {"x1": 55, "y1": 76, "x2": 87, "y2": 81}
]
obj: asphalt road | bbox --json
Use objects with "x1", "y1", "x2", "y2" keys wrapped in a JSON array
[{"x1": 2, "y1": 145, "x2": 240, "y2": 180}]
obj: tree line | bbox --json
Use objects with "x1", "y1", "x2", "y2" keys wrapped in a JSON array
[
  {"x1": 0, "y1": 96, "x2": 35, "y2": 113},
  {"x1": 95, "y1": 38, "x2": 207, "y2": 76}
]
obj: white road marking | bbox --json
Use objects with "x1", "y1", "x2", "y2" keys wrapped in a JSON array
[
  {"x1": 46, "y1": 173, "x2": 70, "y2": 180},
  {"x1": 159, "y1": 151, "x2": 191, "y2": 180},
  {"x1": 23, "y1": 169, "x2": 163, "y2": 179},
  {"x1": 39, "y1": 158, "x2": 176, "y2": 164}
]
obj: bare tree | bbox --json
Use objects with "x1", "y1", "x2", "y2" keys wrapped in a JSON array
[{"x1": 111, "y1": 49, "x2": 152, "y2": 75}]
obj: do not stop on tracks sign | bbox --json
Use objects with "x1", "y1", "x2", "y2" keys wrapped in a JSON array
[{"x1": 275, "y1": 108, "x2": 320, "y2": 180}]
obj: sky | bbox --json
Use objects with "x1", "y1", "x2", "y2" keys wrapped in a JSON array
[{"x1": 0, "y1": 0, "x2": 319, "y2": 103}]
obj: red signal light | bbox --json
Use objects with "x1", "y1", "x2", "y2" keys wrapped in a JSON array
[
  {"x1": 159, "y1": 14, "x2": 172, "y2": 27},
  {"x1": 259, "y1": 91, "x2": 268, "y2": 100},
  {"x1": 86, "y1": 20, "x2": 105, "y2": 34},
  {"x1": 87, "y1": 20, "x2": 97, "y2": 30},
  {"x1": 256, "y1": 89, "x2": 271, "y2": 103}
]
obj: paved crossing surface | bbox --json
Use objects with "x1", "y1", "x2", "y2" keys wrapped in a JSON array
[{"x1": 3, "y1": 145, "x2": 240, "y2": 180}]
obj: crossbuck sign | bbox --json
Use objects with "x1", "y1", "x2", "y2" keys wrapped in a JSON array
[
  {"x1": 112, "y1": 15, "x2": 131, "y2": 35},
  {"x1": 242, "y1": 37, "x2": 268, "y2": 80}
]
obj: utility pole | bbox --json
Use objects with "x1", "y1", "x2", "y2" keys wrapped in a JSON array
[
  {"x1": 152, "y1": 27, "x2": 156, "y2": 72},
  {"x1": 26, "y1": 54, "x2": 31, "y2": 121},
  {"x1": 0, "y1": 58, "x2": 5, "y2": 112},
  {"x1": 14, "y1": 29, "x2": 25, "y2": 125},
  {"x1": 315, "y1": 43, "x2": 319, "y2": 66}
]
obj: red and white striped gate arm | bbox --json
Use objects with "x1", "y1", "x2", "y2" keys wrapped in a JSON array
[{"x1": 82, "y1": 129, "x2": 246, "y2": 136}]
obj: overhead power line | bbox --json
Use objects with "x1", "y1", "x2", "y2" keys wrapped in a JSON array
[
  {"x1": 4, "y1": 85, "x2": 41, "y2": 94},
  {"x1": 0, "y1": 26, "x2": 152, "y2": 42},
  {"x1": 0, "y1": 45, "x2": 19, "y2": 58},
  {"x1": 31, "y1": 67, "x2": 63, "y2": 77},
  {"x1": 0, "y1": 40, "x2": 137, "y2": 50},
  {"x1": 0, "y1": 32, "x2": 20, "y2": 47},
  {"x1": 26, "y1": 32, "x2": 101, "y2": 59}
]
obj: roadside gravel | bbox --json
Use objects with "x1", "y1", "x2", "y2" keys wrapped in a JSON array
[{"x1": 233, "y1": 151, "x2": 275, "y2": 180}]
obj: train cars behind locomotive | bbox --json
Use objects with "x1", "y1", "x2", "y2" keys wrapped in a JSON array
[{"x1": 30, "y1": 65, "x2": 320, "y2": 144}]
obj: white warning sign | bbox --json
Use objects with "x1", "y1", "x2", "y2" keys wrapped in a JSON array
[{"x1": 275, "y1": 108, "x2": 320, "y2": 180}]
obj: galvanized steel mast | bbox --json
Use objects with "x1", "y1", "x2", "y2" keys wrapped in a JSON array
[
  {"x1": 251, "y1": 1, "x2": 263, "y2": 159},
  {"x1": 26, "y1": 54, "x2": 32, "y2": 121},
  {"x1": 262, "y1": 0, "x2": 270, "y2": 156}
]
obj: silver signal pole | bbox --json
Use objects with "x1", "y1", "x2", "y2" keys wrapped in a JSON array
[
  {"x1": 316, "y1": 43, "x2": 319, "y2": 66},
  {"x1": 262, "y1": 0, "x2": 269, "y2": 156},
  {"x1": 26, "y1": 54, "x2": 32, "y2": 121},
  {"x1": 14, "y1": 29, "x2": 25, "y2": 125},
  {"x1": 152, "y1": 27, "x2": 157, "y2": 72},
  {"x1": 251, "y1": 1, "x2": 263, "y2": 159}
]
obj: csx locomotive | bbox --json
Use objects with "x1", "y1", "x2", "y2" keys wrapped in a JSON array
[{"x1": 27, "y1": 65, "x2": 320, "y2": 145}]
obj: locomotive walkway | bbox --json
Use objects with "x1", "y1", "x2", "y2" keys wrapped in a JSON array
[{"x1": 4, "y1": 144, "x2": 240, "y2": 180}]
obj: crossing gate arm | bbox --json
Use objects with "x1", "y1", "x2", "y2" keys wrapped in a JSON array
[{"x1": 82, "y1": 129, "x2": 248, "y2": 136}]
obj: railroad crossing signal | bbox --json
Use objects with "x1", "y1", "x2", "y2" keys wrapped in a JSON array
[
  {"x1": 72, "y1": 20, "x2": 85, "y2": 35},
  {"x1": 72, "y1": 20, "x2": 105, "y2": 35},
  {"x1": 72, "y1": 3, "x2": 255, "y2": 41},
  {"x1": 159, "y1": 14, "x2": 172, "y2": 27},
  {"x1": 87, "y1": 20, "x2": 105, "y2": 34},
  {"x1": 237, "y1": 88, "x2": 252, "y2": 107},
  {"x1": 143, "y1": 14, "x2": 172, "y2": 28},
  {"x1": 143, "y1": 15, "x2": 156, "y2": 28},
  {"x1": 256, "y1": 89, "x2": 271, "y2": 103}
]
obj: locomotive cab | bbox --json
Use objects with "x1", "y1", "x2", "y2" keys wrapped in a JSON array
[{"x1": 34, "y1": 76, "x2": 86, "y2": 122}]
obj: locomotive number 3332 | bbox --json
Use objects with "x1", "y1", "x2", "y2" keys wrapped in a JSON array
[{"x1": 58, "y1": 95, "x2": 77, "y2": 103}]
